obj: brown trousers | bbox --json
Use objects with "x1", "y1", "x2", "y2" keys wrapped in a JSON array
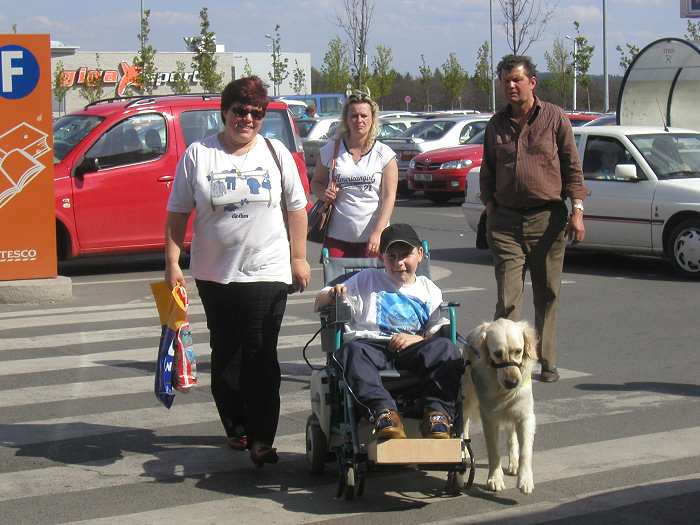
[{"x1": 486, "y1": 202, "x2": 568, "y2": 370}]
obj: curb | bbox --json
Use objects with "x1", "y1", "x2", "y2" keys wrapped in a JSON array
[{"x1": 0, "y1": 276, "x2": 73, "y2": 304}]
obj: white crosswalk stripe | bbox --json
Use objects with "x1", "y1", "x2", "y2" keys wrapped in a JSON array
[{"x1": 0, "y1": 283, "x2": 697, "y2": 524}]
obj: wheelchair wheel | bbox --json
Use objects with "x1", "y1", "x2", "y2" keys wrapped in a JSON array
[
  {"x1": 446, "y1": 470, "x2": 466, "y2": 495},
  {"x1": 305, "y1": 415, "x2": 327, "y2": 475},
  {"x1": 344, "y1": 465, "x2": 355, "y2": 500}
]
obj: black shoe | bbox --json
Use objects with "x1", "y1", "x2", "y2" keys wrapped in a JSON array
[
  {"x1": 250, "y1": 447, "x2": 279, "y2": 468},
  {"x1": 540, "y1": 366, "x2": 560, "y2": 382}
]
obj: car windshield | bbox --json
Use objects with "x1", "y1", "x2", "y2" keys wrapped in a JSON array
[
  {"x1": 397, "y1": 120, "x2": 455, "y2": 140},
  {"x1": 53, "y1": 114, "x2": 105, "y2": 163},
  {"x1": 629, "y1": 133, "x2": 700, "y2": 179}
]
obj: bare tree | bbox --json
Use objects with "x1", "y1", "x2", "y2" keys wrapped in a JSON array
[
  {"x1": 499, "y1": 0, "x2": 558, "y2": 55},
  {"x1": 335, "y1": 0, "x2": 376, "y2": 91}
]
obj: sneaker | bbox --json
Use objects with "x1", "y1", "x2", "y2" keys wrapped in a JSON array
[
  {"x1": 374, "y1": 409, "x2": 407, "y2": 440},
  {"x1": 540, "y1": 366, "x2": 560, "y2": 382},
  {"x1": 421, "y1": 410, "x2": 451, "y2": 439}
]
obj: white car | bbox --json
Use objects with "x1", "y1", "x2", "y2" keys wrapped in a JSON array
[
  {"x1": 383, "y1": 115, "x2": 491, "y2": 195},
  {"x1": 462, "y1": 125, "x2": 700, "y2": 279}
]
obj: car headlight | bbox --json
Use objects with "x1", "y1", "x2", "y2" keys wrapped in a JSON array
[
  {"x1": 440, "y1": 158, "x2": 473, "y2": 170},
  {"x1": 408, "y1": 159, "x2": 416, "y2": 169}
]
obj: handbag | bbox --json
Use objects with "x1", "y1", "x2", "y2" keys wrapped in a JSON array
[
  {"x1": 307, "y1": 140, "x2": 340, "y2": 243},
  {"x1": 151, "y1": 282, "x2": 198, "y2": 408},
  {"x1": 476, "y1": 210, "x2": 489, "y2": 250}
]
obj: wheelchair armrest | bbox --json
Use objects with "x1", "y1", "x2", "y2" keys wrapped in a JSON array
[
  {"x1": 319, "y1": 299, "x2": 352, "y2": 326},
  {"x1": 441, "y1": 301, "x2": 460, "y2": 308}
]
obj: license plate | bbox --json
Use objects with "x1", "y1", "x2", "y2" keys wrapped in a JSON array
[{"x1": 414, "y1": 173, "x2": 432, "y2": 182}]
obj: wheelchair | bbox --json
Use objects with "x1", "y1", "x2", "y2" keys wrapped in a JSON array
[{"x1": 305, "y1": 243, "x2": 475, "y2": 500}]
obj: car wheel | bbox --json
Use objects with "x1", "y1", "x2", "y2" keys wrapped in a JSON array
[
  {"x1": 425, "y1": 191, "x2": 452, "y2": 204},
  {"x1": 667, "y1": 219, "x2": 700, "y2": 279},
  {"x1": 397, "y1": 179, "x2": 414, "y2": 196}
]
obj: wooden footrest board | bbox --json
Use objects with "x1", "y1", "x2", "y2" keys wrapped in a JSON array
[{"x1": 368, "y1": 438, "x2": 462, "y2": 464}]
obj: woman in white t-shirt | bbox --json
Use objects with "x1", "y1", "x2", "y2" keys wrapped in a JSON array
[
  {"x1": 164, "y1": 76, "x2": 310, "y2": 468},
  {"x1": 310, "y1": 92, "x2": 398, "y2": 257}
]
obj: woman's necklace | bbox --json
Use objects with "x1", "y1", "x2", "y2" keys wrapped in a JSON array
[{"x1": 221, "y1": 133, "x2": 254, "y2": 173}]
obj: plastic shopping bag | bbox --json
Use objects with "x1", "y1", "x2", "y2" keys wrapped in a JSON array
[{"x1": 151, "y1": 282, "x2": 197, "y2": 408}]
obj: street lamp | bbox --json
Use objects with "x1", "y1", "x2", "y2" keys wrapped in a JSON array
[{"x1": 565, "y1": 35, "x2": 578, "y2": 112}]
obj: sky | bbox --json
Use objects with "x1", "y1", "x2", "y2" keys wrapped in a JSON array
[{"x1": 0, "y1": 0, "x2": 692, "y2": 78}]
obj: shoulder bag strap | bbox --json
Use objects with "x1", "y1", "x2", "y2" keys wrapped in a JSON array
[{"x1": 263, "y1": 137, "x2": 289, "y2": 237}]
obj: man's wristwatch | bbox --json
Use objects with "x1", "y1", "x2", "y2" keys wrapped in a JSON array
[{"x1": 572, "y1": 202, "x2": 584, "y2": 213}]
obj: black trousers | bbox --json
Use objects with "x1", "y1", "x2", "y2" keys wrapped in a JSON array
[
  {"x1": 333, "y1": 337, "x2": 466, "y2": 420},
  {"x1": 196, "y1": 279, "x2": 288, "y2": 449}
]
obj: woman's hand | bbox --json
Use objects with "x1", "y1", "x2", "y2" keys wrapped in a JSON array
[
  {"x1": 291, "y1": 258, "x2": 311, "y2": 292},
  {"x1": 321, "y1": 182, "x2": 338, "y2": 204},
  {"x1": 366, "y1": 230, "x2": 381, "y2": 256},
  {"x1": 165, "y1": 262, "x2": 186, "y2": 290}
]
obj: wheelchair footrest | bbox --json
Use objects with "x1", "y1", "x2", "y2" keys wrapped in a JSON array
[{"x1": 368, "y1": 438, "x2": 463, "y2": 465}]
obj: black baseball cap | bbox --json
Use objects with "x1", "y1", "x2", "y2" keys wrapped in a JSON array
[{"x1": 380, "y1": 223, "x2": 421, "y2": 253}]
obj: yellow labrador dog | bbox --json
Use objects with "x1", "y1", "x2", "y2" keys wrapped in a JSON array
[{"x1": 461, "y1": 318, "x2": 538, "y2": 493}]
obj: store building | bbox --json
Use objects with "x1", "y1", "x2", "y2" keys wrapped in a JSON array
[{"x1": 50, "y1": 41, "x2": 311, "y2": 116}]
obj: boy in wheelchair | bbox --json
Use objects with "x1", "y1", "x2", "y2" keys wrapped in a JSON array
[{"x1": 314, "y1": 223, "x2": 466, "y2": 441}]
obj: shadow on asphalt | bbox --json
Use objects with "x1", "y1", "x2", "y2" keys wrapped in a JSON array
[
  {"x1": 575, "y1": 381, "x2": 700, "y2": 398},
  {"x1": 58, "y1": 254, "x2": 189, "y2": 277}
]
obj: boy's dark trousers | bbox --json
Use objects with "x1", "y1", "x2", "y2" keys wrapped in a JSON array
[{"x1": 333, "y1": 337, "x2": 466, "y2": 420}]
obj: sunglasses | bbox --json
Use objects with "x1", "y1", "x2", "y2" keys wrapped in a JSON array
[{"x1": 229, "y1": 106, "x2": 266, "y2": 120}]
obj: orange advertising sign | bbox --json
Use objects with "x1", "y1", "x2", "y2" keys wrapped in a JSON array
[{"x1": 0, "y1": 34, "x2": 56, "y2": 281}]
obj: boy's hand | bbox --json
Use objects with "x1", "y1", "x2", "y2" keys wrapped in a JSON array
[
  {"x1": 330, "y1": 284, "x2": 347, "y2": 300},
  {"x1": 388, "y1": 333, "x2": 424, "y2": 353}
]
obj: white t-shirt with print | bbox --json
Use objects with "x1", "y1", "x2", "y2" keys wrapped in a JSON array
[
  {"x1": 323, "y1": 268, "x2": 448, "y2": 341},
  {"x1": 167, "y1": 135, "x2": 307, "y2": 284},
  {"x1": 319, "y1": 140, "x2": 396, "y2": 243}
]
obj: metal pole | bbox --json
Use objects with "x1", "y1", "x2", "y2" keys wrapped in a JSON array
[
  {"x1": 490, "y1": 0, "x2": 496, "y2": 111},
  {"x1": 140, "y1": 0, "x2": 144, "y2": 56},
  {"x1": 603, "y1": 0, "x2": 609, "y2": 113}
]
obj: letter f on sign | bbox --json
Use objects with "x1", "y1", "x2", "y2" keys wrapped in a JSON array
[{"x1": 2, "y1": 50, "x2": 23, "y2": 93}]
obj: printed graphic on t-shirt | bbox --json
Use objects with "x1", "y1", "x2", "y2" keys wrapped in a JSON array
[
  {"x1": 336, "y1": 170, "x2": 380, "y2": 192},
  {"x1": 208, "y1": 167, "x2": 272, "y2": 212},
  {"x1": 375, "y1": 291, "x2": 431, "y2": 336}
]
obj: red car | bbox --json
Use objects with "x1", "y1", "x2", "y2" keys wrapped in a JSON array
[
  {"x1": 52, "y1": 96, "x2": 308, "y2": 259},
  {"x1": 406, "y1": 130, "x2": 484, "y2": 203},
  {"x1": 567, "y1": 112, "x2": 604, "y2": 127}
]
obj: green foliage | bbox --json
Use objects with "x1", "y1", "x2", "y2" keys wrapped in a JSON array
[
  {"x1": 170, "y1": 61, "x2": 191, "y2": 94},
  {"x1": 133, "y1": 9, "x2": 158, "y2": 95},
  {"x1": 192, "y1": 7, "x2": 224, "y2": 93},
  {"x1": 292, "y1": 60, "x2": 307, "y2": 95},
  {"x1": 78, "y1": 54, "x2": 105, "y2": 104},
  {"x1": 685, "y1": 20, "x2": 700, "y2": 41},
  {"x1": 369, "y1": 45, "x2": 396, "y2": 109},
  {"x1": 616, "y1": 43, "x2": 639, "y2": 73},
  {"x1": 268, "y1": 24, "x2": 289, "y2": 96},
  {"x1": 544, "y1": 36, "x2": 573, "y2": 108},
  {"x1": 472, "y1": 41, "x2": 491, "y2": 93},
  {"x1": 572, "y1": 21, "x2": 595, "y2": 110},
  {"x1": 243, "y1": 58, "x2": 254, "y2": 77},
  {"x1": 322, "y1": 37, "x2": 352, "y2": 94},
  {"x1": 53, "y1": 60, "x2": 70, "y2": 115},
  {"x1": 438, "y1": 52, "x2": 468, "y2": 109}
]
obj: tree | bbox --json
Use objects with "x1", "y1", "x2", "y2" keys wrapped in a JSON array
[
  {"x1": 243, "y1": 58, "x2": 254, "y2": 77},
  {"x1": 170, "y1": 61, "x2": 191, "y2": 94},
  {"x1": 544, "y1": 35, "x2": 573, "y2": 108},
  {"x1": 572, "y1": 21, "x2": 595, "y2": 110},
  {"x1": 292, "y1": 60, "x2": 307, "y2": 95},
  {"x1": 369, "y1": 45, "x2": 396, "y2": 109},
  {"x1": 335, "y1": 0, "x2": 376, "y2": 90},
  {"x1": 418, "y1": 54, "x2": 433, "y2": 111},
  {"x1": 499, "y1": 0, "x2": 558, "y2": 55},
  {"x1": 79, "y1": 53, "x2": 105, "y2": 104},
  {"x1": 438, "y1": 52, "x2": 468, "y2": 109},
  {"x1": 322, "y1": 37, "x2": 352, "y2": 93},
  {"x1": 132, "y1": 9, "x2": 157, "y2": 95},
  {"x1": 473, "y1": 41, "x2": 491, "y2": 94},
  {"x1": 685, "y1": 19, "x2": 700, "y2": 40},
  {"x1": 191, "y1": 7, "x2": 224, "y2": 93},
  {"x1": 267, "y1": 24, "x2": 289, "y2": 96},
  {"x1": 53, "y1": 60, "x2": 70, "y2": 116},
  {"x1": 615, "y1": 43, "x2": 639, "y2": 73}
]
